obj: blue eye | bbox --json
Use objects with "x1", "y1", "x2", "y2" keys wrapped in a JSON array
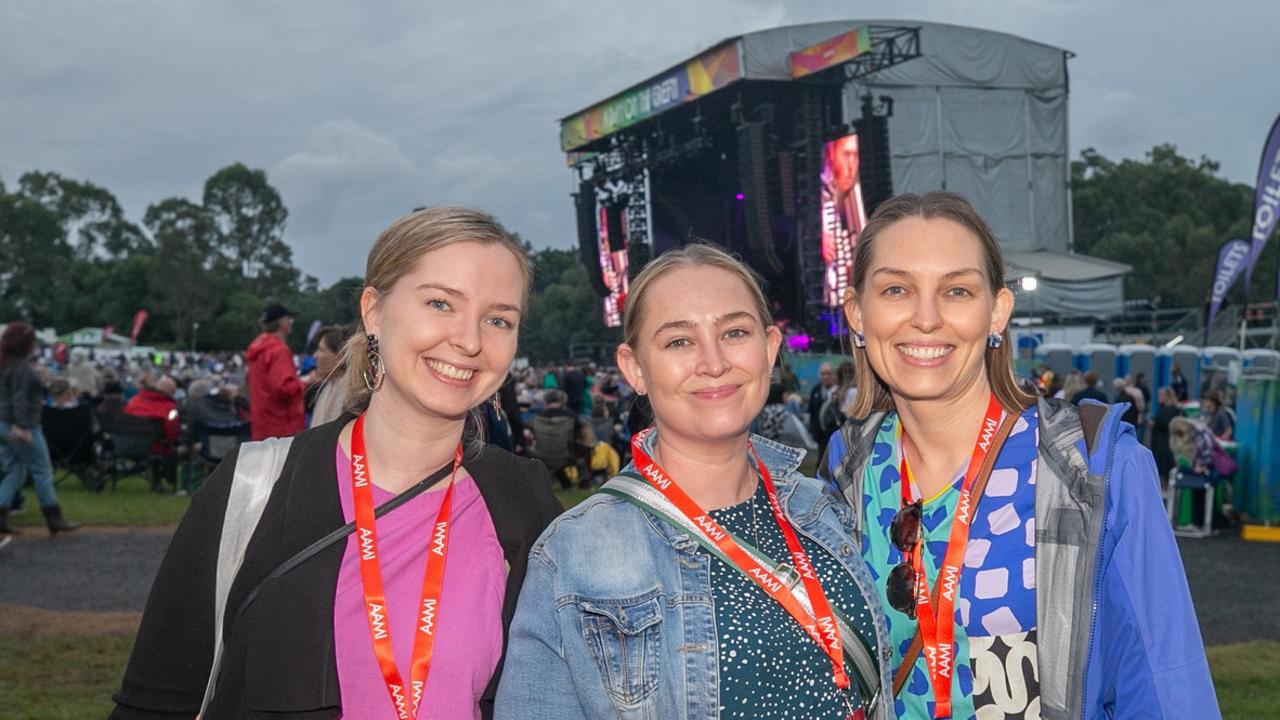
[
  {"x1": 883, "y1": 286, "x2": 907, "y2": 297},
  {"x1": 947, "y1": 287, "x2": 974, "y2": 298},
  {"x1": 427, "y1": 298, "x2": 451, "y2": 311},
  {"x1": 665, "y1": 338, "x2": 690, "y2": 349},
  {"x1": 487, "y1": 316, "x2": 515, "y2": 330},
  {"x1": 724, "y1": 327, "x2": 749, "y2": 340}
]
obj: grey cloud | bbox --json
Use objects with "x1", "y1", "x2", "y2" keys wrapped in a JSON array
[{"x1": 2, "y1": 0, "x2": 1277, "y2": 286}]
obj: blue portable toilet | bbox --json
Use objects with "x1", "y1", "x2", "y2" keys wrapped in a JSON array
[
  {"x1": 1200, "y1": 346, "x2": 1242, "y2": 397},
  {"x1": 1078, "y1": 343, "x2": 1118, "y2": 389},
  {"x1": 1243, "y1": 349, "x2": 1280, "y2": 377},
  {"x1": 1156, "y1": 344, "x2": 1200, "y2": 398},
  {"x1": 1117, "y1": 344, "x2": 1156, "y2": 383},
  {"x1": 1034, "y1": 342, "x2": 1075, "y2": 379}
]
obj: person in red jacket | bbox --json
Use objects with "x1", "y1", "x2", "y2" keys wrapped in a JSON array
[
  {"x1": 246, "y1": 303, "x2": 311, "y2": 440},
  {"x1": 124, "y1": 375, "x2": 182, "y2": 492}
]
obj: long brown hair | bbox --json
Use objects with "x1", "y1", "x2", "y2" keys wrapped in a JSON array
[
  {"x1": 845, "y1": 191, "x2": 1036, "y2": 419},
  {"x1": 0, "y1": 322, "x2": 36, "y2": 368},
  {"x1": 340, "y1": 207, "x2": 531, "y2": 412}
]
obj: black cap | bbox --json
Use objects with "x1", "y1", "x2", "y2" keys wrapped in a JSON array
[{"x1": 261, "y1": 303, "x2": 295, "y2": 324}]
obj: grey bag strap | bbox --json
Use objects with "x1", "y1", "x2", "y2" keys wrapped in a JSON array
[{"x1": 199, "y1": 436, "x2": 294, "y2": 717}]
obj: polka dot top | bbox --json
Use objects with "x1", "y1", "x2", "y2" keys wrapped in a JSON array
[{"x1": 707, "y1": 482, "x2": 879, "y2": 719}]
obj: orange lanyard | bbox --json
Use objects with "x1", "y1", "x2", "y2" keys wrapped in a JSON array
[
  {"x1": 630, "y1": 429, "x2": 852, "y2": 695},
  {"x1": 899, "y1": 393, "x2": 1005, "y2": 718},
  {"x1": 350, "y1": 413, "x2": 463, "y2": 719}
]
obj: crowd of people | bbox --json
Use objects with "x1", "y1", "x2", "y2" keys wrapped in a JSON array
[{"x1": 0, "y1": 195, "x2": 1227, "y2": 718}]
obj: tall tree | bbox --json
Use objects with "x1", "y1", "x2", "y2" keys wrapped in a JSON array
[
  {"x1": 202, "y1": 163, "x2": 297, "y2": 291},
  {"x1": 17, "y1": 171, "x2": 147, "y2": 258},
  {"x1": 1072, "y1": 144, "x2": 1259, "y2": 307}
]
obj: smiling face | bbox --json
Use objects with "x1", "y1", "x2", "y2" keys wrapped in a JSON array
[
  {"x1": 845, "y1": 216, "x2": 1013, "y2": 406},
  {"x1": 617, "y1": 265, "x2": 781, "y2": 450},
  {"x1": 361, "y1": 241, "x2": 524, "y2": 422}
]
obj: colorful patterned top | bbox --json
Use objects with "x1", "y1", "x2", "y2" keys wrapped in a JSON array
[{"x1": 861, "y1": 405, "x2": 1042, "y2": 719}]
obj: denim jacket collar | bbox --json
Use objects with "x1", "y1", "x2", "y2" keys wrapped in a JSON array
[{"x1": 628, "y1": 429, "x2": 807, "y2": 550}]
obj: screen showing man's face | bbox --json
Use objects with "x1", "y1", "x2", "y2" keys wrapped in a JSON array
[{"x1": 830, "y1": 135, "x2": 860, "y2": 194}]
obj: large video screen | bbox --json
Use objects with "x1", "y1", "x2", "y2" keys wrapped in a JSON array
[
  {"x1": 598, "y1": 207, "x2": 629, "y2": 328},
  {"x1": 821, "y1": 133, "x2": 867, "y2": 307}
]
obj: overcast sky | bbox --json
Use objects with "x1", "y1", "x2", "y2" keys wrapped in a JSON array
[{"x1": 3, "y1": 1, "x2": 1277, "y2": 285}]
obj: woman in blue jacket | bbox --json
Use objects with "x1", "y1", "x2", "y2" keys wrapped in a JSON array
[
  {"x1": 823, "y1": 191, "x2": 1218, "y2": 719},
  {"x1": 497, "y1": 244, "x2": 893, "y2": 720}
]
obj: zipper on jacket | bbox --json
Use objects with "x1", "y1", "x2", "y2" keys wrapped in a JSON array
[{"x1": 1079, "y1": 414, "x2": 1121, "y2": 719}]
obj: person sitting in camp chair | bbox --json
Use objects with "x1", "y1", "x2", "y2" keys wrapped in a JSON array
[
  {"x1": 529, "y1": 389, "x2": 589, "y2": 489},
  {"x1": 42, "y1": 378, "x2": 103, "y2": 492},
  {"x1": 123, "y1": 375, "x2": 182, "y2": 492}
]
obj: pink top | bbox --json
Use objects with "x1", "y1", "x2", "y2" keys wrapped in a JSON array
[{"x1": 333, "y1": 445, "x2": 506, "y2": 720}]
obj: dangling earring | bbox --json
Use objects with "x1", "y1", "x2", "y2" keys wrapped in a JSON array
[
  {"x1": 988, "y1": 333, "x2": 1003, "y2": 349},
  {"x1": 853, "y1": 332, "x2": 866, "y2": 348},
  {"x1": 490, "y1": 394, "x2": 502, "y2": 415},
  {"x1": 363, "y1": 334, "x2": 385, "y2": 391}
]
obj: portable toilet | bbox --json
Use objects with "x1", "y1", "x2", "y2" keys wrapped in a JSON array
[
  {"x1": 1156, "y1": 344, "x2": 1200, "y2": 399},
  {"x1": 1200, "y1": 346, "x2": 1242, "y2": 397},
  {"x1": 1117, "y1": 344, "x2": 1157, "y2": 384},
  {"x1": 1034, "y1": 342, "x2": 1075, "y2": 378},
  {"x1": 1243, "y1": 348, "x2": 1280, "y2": 377},
  {"x1": 1078, "y1": 343, "x2": 1118, "y2": 389}
]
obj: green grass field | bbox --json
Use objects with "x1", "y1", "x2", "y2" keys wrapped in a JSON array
[{"x1": 4, "y1": 472, "x2": 1278, "y2": 717}]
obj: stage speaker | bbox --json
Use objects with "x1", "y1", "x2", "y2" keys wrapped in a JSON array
[
  {"x1": 853, "y1": 95, "x2": 893, "y2": 215},
  {"x1": 736, "y1": 121, "x2": 784, "y2": 274},
  {"x1": 575, "y1": 183, "x2": 609, "y2": 297},
  {"x1": 776, "y1": 151, "x2": 795, "y2": 218}
]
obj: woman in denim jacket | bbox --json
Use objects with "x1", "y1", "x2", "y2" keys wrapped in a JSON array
[{"x1": 497, "y1": 245, "x2": 892, "y2": 720}]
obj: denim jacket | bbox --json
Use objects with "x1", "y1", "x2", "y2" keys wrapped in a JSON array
[{"x1": 495, "y1": 433, "x2": 893, "y2": 720}]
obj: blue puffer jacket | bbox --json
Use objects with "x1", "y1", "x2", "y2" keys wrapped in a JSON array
[{"x1": 823, "y1": 398, "x2": 1220, "y2": 720}]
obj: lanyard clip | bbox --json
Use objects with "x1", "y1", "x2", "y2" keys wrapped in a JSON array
[{"x1": 773, "y1": 562, "x2": 802, "y2": 591}]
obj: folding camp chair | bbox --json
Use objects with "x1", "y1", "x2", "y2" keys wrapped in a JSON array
[
  {"x1": 42, "y1": 404, "x2": 104, "y2": 492},
  {"x1": 98, "y1": 412, "x2": 164, "y2": 491}
]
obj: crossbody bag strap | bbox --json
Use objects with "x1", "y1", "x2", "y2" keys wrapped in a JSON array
[
  {"x1": 201, "y1": 436, "x2": 294, "y2": 717},
  {"x1": 200, "y1": 441, "x2": 458, "y2": 716},
  {"x1": 890, "y1": 409, "x2": 1018, "y2": 698},
  {"x1": 600, "y1": 474, "x2": 884, "y2": 720}
]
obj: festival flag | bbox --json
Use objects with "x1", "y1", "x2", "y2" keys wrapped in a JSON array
[
  {"x1": 130, "y1": 310, "x2": 149, "y2": 343},
  {"x1": 1243, "y1": 112, "x2": 1280, "y2": 296},
  {"x1": 1206, "y1": 238, "x2": 1251, "y2": 342}
]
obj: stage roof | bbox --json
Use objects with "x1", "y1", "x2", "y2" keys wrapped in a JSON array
[
  {"x1": 560, "y1": 20, "x2": 1071, "y2": 153},
  {"x1": 1005, "y1": 251, "x2": 1133, "y2": 282}
]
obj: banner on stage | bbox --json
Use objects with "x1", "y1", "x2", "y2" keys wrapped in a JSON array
[
  {"x1": 789, "y1": 26, "x2": 872, "y2": 79},
  {"x1": 561, "y1": 41, "x2": 742, "y2": 151},
  {"x1": 821, "y1": 133, "x2": 867, "y2": 307}
]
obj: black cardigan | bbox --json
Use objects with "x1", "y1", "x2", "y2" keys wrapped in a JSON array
[{"x1": 111, "y1": 418, "x2": 562, "y2": 720}]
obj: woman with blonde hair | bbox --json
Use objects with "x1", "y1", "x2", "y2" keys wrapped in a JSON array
[
  {"x1": 113, "y1": 208, "x2": 562, "y2": 720},
  {"x1": 822, "y1": 191, "x2": 1217, "y2": 719},
  {"x1": 498, "y1": 244, "x2": 891, "y2": 720}
]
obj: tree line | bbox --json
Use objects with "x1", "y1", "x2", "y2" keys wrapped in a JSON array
[
  {"x1": 0, "y1": 163, "x2": 618, "y2": 360},
  {"x1": 0, "y1": 144, "x2": 1262, "y2": 360}
]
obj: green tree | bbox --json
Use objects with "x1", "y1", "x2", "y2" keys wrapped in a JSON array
[
  {"x1": 520, "y1": 258, "x2": 619, "y2": 363},
  {"x1": 17, "y1": 171, "x2": 147, "y2": 259},
  {"x1": 203, "y1": 163, "x2": 297, "y2": 291},
  {"x1": 1072, "y1": 144, "x2": 1260, "y2": 307}
]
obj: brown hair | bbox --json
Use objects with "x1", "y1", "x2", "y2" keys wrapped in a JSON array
[
  {"x1": 622, "y1": 243, "x2": 773, "y2": 351},
  {"x1": 845, "y1": 191, "x2": 1036, "y2": 419},
  {"x1": 0, "y1": 322, "x2": 36, "y2": 367},
  {"x1": 341, "y1": 207, "x2": 531, "y2": 412}
]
